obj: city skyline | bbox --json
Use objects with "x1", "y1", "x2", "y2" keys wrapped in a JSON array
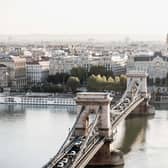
[{"x1": 1, "y1": 0, "x2": 168, "y2": 41}]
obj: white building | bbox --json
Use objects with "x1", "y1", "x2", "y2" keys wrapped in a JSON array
[
  {"x1": 49, "y1": 50, "x2": 127, "y2": 75},
  {"x1": 127, "y1": 51, "x2": 168, "y2": 81},
  {"x1": 26, "y1": 61, "x2": 49, "y2": 84}
]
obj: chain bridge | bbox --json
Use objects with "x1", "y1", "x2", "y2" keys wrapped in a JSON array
[{"x1": 43, "y1": 71, "x2": 154, "y2": 168}]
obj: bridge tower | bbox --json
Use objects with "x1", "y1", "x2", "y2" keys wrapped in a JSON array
[
  {"x1": 126, "y1": 71, "x2": 148, "y2": 98},
  {"x1": 74, "y1": 92, "x2": 113, "y2": 138},
  {"x1": 126, "y1": 71, "x2": 153, "y2": 116},
  {"x1": 74, "y1": 93, "x2": 124, "y2": 167}
]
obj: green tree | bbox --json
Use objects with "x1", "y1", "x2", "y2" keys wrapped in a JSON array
[
  {"x1": 70, "y1": 67, "x2": 87, "y2": 84},
  {"x1": 107, "y1": 76, "x2": 114, "y2": 83},
  {"x1": 87, "y1": 75, "x2": 97, "y2": 91},
  {"x1": 47, "y1": 73, "x2": 69, "y2": 84},
  {"x1": 106, "y1": 76, "x2": 114, "y2": 90},
  {"x1": 113, "y1": 76, "x2": 120, "y2": 91},
  {"x1": 87, "y1": 74, "x2": 126, "y2": 92},
  {"x1": 89, "y1": 65, "x2": 106, "y2": 76},
  {"x1": 120, "y1": 75, "x2": 127, "y2": 91},
  {"x1": 87, "y1": 75, "x2": 108, "y2": 91},
  {"x1": 66, "y1": 76, "x2": 80, "y2": 92},
  {"x1": 102, "y1": 75, "x2": 107, "y2": 82}
]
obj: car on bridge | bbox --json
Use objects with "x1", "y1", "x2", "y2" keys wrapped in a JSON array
[
  {"x1": 62, "y1": 157, "x2": 68, "y2": 164},
  {"x1": 120, "y1": 103, "x2": 126, "y2": 108},
  {"x1": 56, "y1": 162, "x2": 64, "y2": 168},
  {"x1": 68, "y1": 150, "x2": 76, "y2": 157},
  {"x1": 71, "y1": 140, "x2": 83, "y2": 153},
  {"x1": 74, "y1": 140, "x2": 82, "y2": 146},
  {"x1": 124, "y1": 98, "x2": 130, "y2": 103}
]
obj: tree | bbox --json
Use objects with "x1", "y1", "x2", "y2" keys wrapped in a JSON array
[
  {"x1": 66, "y1": 76, "x2": 80, "y2": 92},
  {"x1": 89, "y1": 65, "x2": 106, "y2": 76},
  {"x1": 106, "y1": 76, "x2": 114, "y2": 90},
  {"x1": 70, "y1": 67, "x2": 87, "y2": 84},
  {"x1": 107, "y1": 76, "x2": 114, "y2": 83},
  {"x1": 120, "y1": 75, "x2": 127, "y2": 91},
  {"x1": 105, "y1": 70, "x2": 114, "y2": 78},
  {"x1": 113, "y1": 76, "x2": 120, "y2": 91},
  {"x1": 87, "y1": 75, "x2": 97, "y2": 91},
  {"x1": 47, "y1": 73, "x2": 69, "y2": 84},
  {"x1": 87, "y1": 74, "x2": 126, "y2": 92},
  {"x1": 87, "y1": 74, "x2": 103, "y2": 91}
]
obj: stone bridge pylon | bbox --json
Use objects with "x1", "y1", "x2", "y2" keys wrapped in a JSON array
[
  {"x1": 126, "y1": 71, "x2": 153, "y2": 116},
  {"x1": 74, "y1": 93, "x2": 124, "y2": 167},
  {"x1": 74, "y1": 93, "x2": 113, "y2": 138}
]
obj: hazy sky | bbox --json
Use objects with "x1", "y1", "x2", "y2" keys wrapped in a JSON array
[{"x1": 1, "y1": 0, "x2": 168, "y2": 39}]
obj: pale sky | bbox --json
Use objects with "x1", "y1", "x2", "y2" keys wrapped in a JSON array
[{"x1": 1, "y1": 0, "x2": 168, "y2": 40}]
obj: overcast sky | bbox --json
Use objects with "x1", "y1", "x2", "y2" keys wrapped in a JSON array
[{"x1": 0, "y1": 0, "x2": 168, "y2": 40}]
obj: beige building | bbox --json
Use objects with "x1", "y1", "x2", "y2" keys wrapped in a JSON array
[
  {"x1": 0, "y1": 64, "x2": 8, "y2": 88},
  {"x1": 0, "y1": 55, "x2": 27, "y2": 89},
  {"x1": 49, "y1": 50, "x2": 81, "y2": 75}
]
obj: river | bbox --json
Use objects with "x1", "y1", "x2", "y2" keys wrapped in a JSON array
[{"x1": 0, "y1": 104, "x2": 168, "y2": 168}]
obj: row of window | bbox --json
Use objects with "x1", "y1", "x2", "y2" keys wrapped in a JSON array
[{"x1": 4, "y1": 97, "x2": 75, "y2": 104}]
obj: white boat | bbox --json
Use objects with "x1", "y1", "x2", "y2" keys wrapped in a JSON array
[{"x1": 0, "y1": 93, "x2": 76, "y2": 106}]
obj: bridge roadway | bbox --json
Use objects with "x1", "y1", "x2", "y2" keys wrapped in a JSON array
[
  {"x1": 43, "y1": 137, "x2": 78, "y2": 168},
  {"x1": 44, "y1": 135, "x2": 105, "y2": 168},
  {"x1": 70, "y1": 137, "x2": 105, "y2": 168}
]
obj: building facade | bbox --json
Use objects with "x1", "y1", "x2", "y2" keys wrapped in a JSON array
[
  {"x1": 49, "y1": 50, "x2": 127, "y2": 76},
  {"x1": 26, "y1": 61, "x2": 49, "y2": 84},
  {"x1": 0, "y1": 55, "x2": 27, "y2": 89},
  {"x1": 0, "y1": 64, "x2": 8, "y2": 88},
  {"x1": 127, "y1": 51, "x2": 168, "y2": 81}
]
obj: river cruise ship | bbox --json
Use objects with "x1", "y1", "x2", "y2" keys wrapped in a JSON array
[{"x1": 0, "y1": 93, "x2": 76, "y2": 106}]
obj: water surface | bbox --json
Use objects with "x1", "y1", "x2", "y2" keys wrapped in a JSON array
[{"x1": 0, "y1": 104, "x2": 168, "y2": 168}]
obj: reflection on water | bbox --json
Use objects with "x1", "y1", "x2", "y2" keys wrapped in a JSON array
[
  {"x1": 0, "y1": 104, "x2": 26, "y2": 120},
  {"x1": 0, "y1": 104, "x2": 76, "y2": 168},
  {"x1": 120, "y1": 117, "x2": 148, "y2": 154},
  {"x1": 124, "y1": 106, "x2": 168, "y2": 168},
  {"x1": 0, "y1": 104, "x2": 168, "y2": 168}
]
